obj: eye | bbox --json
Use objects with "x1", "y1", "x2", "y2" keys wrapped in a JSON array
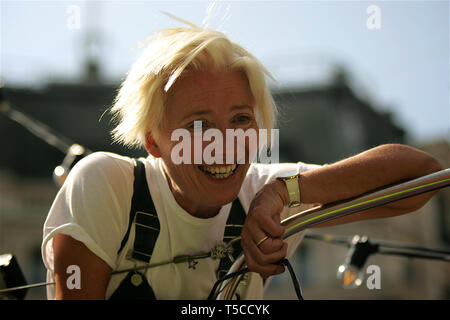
[{"x1": 233, "y1": 114, "x2": 252, "y2": 125}]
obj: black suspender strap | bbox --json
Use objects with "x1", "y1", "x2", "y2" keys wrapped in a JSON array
[
  {"x1": 117, "y1": 159, "x2": 160, "y2": 263},
  {"x1": 110, "y1": 158, "x2": 159, "y2": 300},
  {"x1": 217, "y1": 199, "x2": 246, "y2": 280}
]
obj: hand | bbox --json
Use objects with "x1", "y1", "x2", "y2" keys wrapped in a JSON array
[{"x1": 240, "y1": 180, "x2": 289, "y2": 279}]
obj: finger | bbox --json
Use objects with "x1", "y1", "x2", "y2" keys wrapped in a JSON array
[
  {"x1": 244, "y1": 211, "x2": 284, "y2": 242},
  {"x1": 255, "y1": 209, "x2": 286, "y2": 238},
  {"x1": 258, "y1": 237, "x2": 284, "y2": 255},
  {"x1": 255, "y1": 240, "x2": 288, "y2": 266},
  {"x1": 242, "y1": 234, "x2": 288, "y2": 266},
  {"x1": 242, "y1": 242, "x2": 285, "y2": 278},
  {"x1": 241, "y1": 224, "x2": 284, "y2": 257},
  {"x1": 243, "y1": 221, "x2": 284, "y2": 255}
]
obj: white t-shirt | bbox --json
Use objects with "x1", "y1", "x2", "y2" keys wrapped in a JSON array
[{"x1": 42, "y1": 152, "x2": 321, "y2": 300}]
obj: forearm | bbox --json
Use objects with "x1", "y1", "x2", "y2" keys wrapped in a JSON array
[{"x1": 298, "y1": 144, "x2": 443, "y2": 206}]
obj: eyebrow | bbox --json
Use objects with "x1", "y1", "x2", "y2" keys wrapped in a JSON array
[{"x1": 181, "y1": 105, "x2": 254, "y2": 122}]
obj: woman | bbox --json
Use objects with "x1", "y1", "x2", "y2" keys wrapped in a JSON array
[{"x1": 42, "y1": 22, "x2": 443, "y2": 300}]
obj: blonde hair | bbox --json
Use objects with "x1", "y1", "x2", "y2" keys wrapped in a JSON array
[{"x1": 110, "y1": 16, "x2": 278, "y2": 149}]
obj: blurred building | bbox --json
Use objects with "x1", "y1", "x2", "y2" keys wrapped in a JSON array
[
  {"x1": 273, "y1": 69, "x2": 406, "y2": 165},
  {"x1": 0, "y1": 63, "x2": 448, "y2": 299}
]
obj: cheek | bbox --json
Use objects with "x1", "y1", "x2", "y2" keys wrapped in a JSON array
[
  {"x1": 166, "y1": 135, "x2": 216, "y2": 165},
  {"x1": 163, "y1": 161, "x2": 199, "y2": 188},
  {"x1": 165, "y1": 139, "x2": 197, "y2": 165},
  {"x1": 231, "y1": 128, "x2": 261, "y2": 164}
]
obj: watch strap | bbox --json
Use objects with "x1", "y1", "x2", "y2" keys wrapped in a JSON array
[{"x1": 277, "y1": 174, "x2": 301, "y2": 208}]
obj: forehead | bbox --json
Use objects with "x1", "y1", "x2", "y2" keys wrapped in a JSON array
[{"x1": 164, "y1": 70, "x2": 255, "y2": 115}]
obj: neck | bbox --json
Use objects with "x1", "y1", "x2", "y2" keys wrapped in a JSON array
[{"x1": 174, "y1": 192, "x2": 221, "y2": 218}]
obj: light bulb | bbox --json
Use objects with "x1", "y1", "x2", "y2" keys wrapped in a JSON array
[
  {"x1": 336, "y1": 264, "x2": 364, "y2": 289},
  {"x1": 53, "y1": 165, "x2": 67, "y2": 186},
  {"x1": 336, "y1": 235, "x2": 378, "y2": 289}
]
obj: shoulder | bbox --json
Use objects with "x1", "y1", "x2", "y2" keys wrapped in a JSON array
[
  {"x1": 59, "y1": 152, "x2": 138, "y2": 203},
  {"x1": 70, "y1": 151, "x2": 135, "y2": 173},
  {"x1": 65, "y1": 152, "x2": 135, "y2": 186}
]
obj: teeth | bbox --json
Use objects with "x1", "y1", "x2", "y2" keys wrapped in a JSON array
[
  {"x1": 199, "y1": 164, "x2": 238, "y2": 179},
  {"x1": 213, "y1": 172, "x2": 232, "y2": 179}
]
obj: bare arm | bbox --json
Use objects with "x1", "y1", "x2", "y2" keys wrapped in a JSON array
[
  {"x1": 297, "y1": 143, "x2": 444, "y2": 226},
  {"x1": 241, "y1": 144, "x2": 444, "y2": 277},
  {"x1": 53, "y1": 233, "x2": 112, "y2": 299}
]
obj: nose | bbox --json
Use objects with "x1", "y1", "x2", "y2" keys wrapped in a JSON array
[
  {"x1": 199, "y1": 127, "x2": 234, "y2": 165},
  {"x1": 202, "y1": 129, "x2": 258, "y2": 165}
]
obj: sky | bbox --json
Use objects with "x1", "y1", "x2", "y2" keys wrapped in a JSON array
[{"x1": 1, "y1": 0, "x2": 449, "y2": 144}]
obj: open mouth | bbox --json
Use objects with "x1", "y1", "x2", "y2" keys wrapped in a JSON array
[{"x1": 198, "y1": 164, "x2": 238, "y2": 180}]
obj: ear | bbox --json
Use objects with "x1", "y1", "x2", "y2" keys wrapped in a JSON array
[{"x1": 145, "y1": 132, "x2": 161, "y2": 158}]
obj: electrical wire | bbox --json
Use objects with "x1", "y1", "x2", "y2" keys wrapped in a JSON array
[
  {"x1": 207, "y1": 258, "x2": 303, "y2": 300},
  {"x1": 0, "y1": 100, "x2": 73, "y2": 154},
  {"x1": 279, "y1": 259, "x2": 303, "y2": 300},
  {"x1": 304, "y1": 232, "x2": 450, "y2": 262}
]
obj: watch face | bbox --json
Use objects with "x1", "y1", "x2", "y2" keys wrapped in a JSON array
[{"x1": 278, "y1": 170, "x2": 298, "y2": 179}]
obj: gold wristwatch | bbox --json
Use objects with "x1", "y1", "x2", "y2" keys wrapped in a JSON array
[{"x1": 277, "y1": 171, "x2": 301, "y2": 208}]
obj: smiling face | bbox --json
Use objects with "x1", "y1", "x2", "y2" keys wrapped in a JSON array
[{"x1": 146, "y1": 70, "x2": 258, "y2": 218}]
